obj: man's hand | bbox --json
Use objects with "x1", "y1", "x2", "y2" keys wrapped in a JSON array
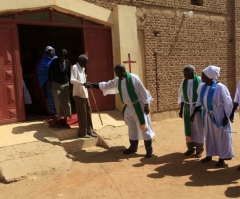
[
  {"x1": 83, "y1": 82, "x2": 92, "y2": 88},
  {"x1": 222, "y1": 115, "x2": 228, "y2": 126},
  {"x1": 190, "y1": 112, "x2": 196, "y2": 122},
  {"x1": 179, "y1": 110, "x2": 183, "y2": 118},
  {"x1": 230, "y1": 112, "x2": 234, "y2": 123},
  {"x1": 144, "y1": 104, "x2": 150, "y2": 115}
]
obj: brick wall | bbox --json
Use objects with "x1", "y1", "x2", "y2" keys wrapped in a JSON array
[{"x1": 84, "y1": 0, "x2": 237, "y2": 113}]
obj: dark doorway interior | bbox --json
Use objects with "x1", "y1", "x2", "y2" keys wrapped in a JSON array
[{"x1": 18, "y1": 24, "x2": 84, "y2": 120}]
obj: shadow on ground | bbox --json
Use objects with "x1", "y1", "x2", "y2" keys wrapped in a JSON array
[
  {"x1": 132, "y1": 152, "x2": 240, "y2": 198},
  {"x1": 225, "y1": 186, "x2": 240, "y2": 198},
  {"x1": 11, "y1": 123, "x2": 61, "y2": 146},
  {"x1": 69, "y1": 147, "x2": 144, "y2": 163}
]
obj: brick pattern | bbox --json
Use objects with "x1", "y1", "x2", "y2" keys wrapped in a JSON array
[
  {"x1": 235, "y1": 1, "x2": 240, "y2": 89},
  {"x1": 84, "y1": 0, "x2": 230, "y2": 14},
  {"x1": 83, "y1": 0, "x2": 237, "y2": 113}
]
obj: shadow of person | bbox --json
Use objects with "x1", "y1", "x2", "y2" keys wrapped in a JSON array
[
  {"x1": 132, "y1": 152, "x2": 228, "y2": 180},
  {"x1": 11, "y1": 123, "x2": 61, "y2": 146},
  {"x1": 225, "y1": 186, "x2": 240, "y2": 198},
  {"x1": 69, "y1": 146, "x2": 143, "y2": 164},
  {"x1": 185, "y1": 165, "x2": 240, "y2": 187}
]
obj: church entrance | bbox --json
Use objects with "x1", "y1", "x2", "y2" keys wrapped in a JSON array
[{"x1": 0, "y1": 9, "x2": 115, "y2": 125}]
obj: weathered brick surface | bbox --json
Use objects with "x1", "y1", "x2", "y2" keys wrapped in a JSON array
[{"x1": 84, "y1": 0, "x2": 239, "y2": 114}]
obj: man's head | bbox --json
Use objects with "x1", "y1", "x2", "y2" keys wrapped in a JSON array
[
  {"x1": 58, "y1": 49, "x2": 68, "y2": 62},
  {"x1": 78, "y1": 54, "x2": 88, "y2": 68},
  {"x1": 183, "y1": 64, "x2": 195, "y2": 79},
  {"x1": 45, "y1": 46, "x2": 55, "y2": 58},
  {"x1": 114, "y1": 64, "x2": 126, "y2": 79}
]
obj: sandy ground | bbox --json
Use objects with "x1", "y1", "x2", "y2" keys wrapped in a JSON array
[{"x1": 1, "y1": 116, "x2": 240, "y2": 199}]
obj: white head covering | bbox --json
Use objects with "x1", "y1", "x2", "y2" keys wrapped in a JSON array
[
  {"x1": 203, "y1": 65, "x2": 220, "y2": 80},
  {"x1": 45, "y1": 46, "x2": 54, "y2": 52}
]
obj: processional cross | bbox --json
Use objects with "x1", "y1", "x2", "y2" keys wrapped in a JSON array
[{"x1": 123, "y1": 53, "x2": 136, "y2": 73}]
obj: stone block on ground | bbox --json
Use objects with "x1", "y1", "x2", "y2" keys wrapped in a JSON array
[
  {"x1": 0, "y1": 138, "x2": 72, "y2": 183},
  {"x1": 95, "y1": 125, "x2": 144, "y2": 150},
  {"x1": 61, "y1": 137, "x2": 100, "y2": 154},
  {"x1": 50, "y1": 127, "x2": 79, "y2": 141}
]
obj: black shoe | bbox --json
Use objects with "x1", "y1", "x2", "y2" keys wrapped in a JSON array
[
  {"x1": 184, "y1": 150, "x2": 195, "y2": 156},
  {"x1": 87, "y1": 132, "x2": 98, "y2": 137},
  {"x1": 123, "y1": 148, "x2": 137, "y2": 154},
  {"x1": 201, "y1": 156, "x2": 212, "y2": 163},
  {"x1": 78, "y1": 134, "x2": 91, "y2": 138},
  {"x1": 144, "y1": 139, "x2": 153, "y2": 158},
  {"x1": 216, "y1": 159, "x2": 226, "y2": 168}
]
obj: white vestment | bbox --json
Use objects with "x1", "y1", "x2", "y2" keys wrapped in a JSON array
[
  {"x1": 99, "y1": 74, "x2": 155, "y2": 140},
  {"x1": 196, "y1": 83, "x2": 234, "y2": 159},
  {"x1": 178, "y1": 77, "x2": 204, "y2": 143},
  {"x1": 233, "y1": 82, "x2": 240, "y2": 118}
]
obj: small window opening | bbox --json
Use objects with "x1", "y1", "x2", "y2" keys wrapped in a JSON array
[
  {"x1": 191, "y1": 0, "x2": 204, "y2": 6},
  {"x1": 0, "y1": 14, "x2": 15, "y2": 20}
]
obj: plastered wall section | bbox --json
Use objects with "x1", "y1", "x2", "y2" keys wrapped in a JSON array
[{"x1": 112, "y1": 5, "x2": 141, "y2": 111}]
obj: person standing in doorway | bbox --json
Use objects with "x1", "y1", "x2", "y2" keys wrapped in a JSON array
[
  {"x1": 70, "y1": 54, "x2": 98, "y2": 138},
  {"x1": 37, "y1": 46, "x2": 57, "y2": 116},
  {"x1": 48, "y1": 49, "x2": 72, "y2": 128}
]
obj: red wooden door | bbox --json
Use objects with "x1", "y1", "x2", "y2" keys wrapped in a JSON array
[
  {"x1": 83, "y1": 28, "x2": 115, "y2": 111},
  {"x1": 0, "y1": 24, "x2": 24, "y2": 125}
]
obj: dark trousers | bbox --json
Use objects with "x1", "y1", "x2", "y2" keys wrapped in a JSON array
[
  {"x1": 74, "y1": 96, "x2": 93, "y2": 135},
  {"x1": 187, "y1": 142, "x2": 204, "y2": 154}
]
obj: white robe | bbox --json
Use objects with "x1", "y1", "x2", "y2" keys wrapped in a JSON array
[
  {"x1": 178, "y1": 77, "x2": 204, "y2": 143},
  {"x1": 196, "y1": 83, "x2": 234, "y2": 159},
  {"x1": 99, "y1": 74, "x2": 155, "y2": 140},
  {"x1": 233, "y1": 82, "x2": 240, "y2": 118}
]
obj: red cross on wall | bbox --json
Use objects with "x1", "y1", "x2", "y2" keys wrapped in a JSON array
[{"x1": 123, "y1": 53, "x2": 136, "y2": 73}]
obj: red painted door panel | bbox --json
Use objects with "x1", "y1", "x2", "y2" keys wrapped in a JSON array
[
  {"x1": 83, "y1": 28, "x2": 115, "y2": 111},
  {"x1": 0, "y1": 24, "x2": 24, "y2": 125}
]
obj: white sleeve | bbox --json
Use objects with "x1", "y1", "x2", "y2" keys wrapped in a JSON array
[
  {"x1": 177, "y1": 79, "x2": 184, "y2": 104},
  {"x1": 99, "y1": 77, "x2": 119, "y2": 96},
  {"x1": 234, "y1": 82, "x2": 240, "y2": 104},
  {"x1": 130, "y1": 74, "x2": 153, "y2": 104},
  {"x1": 219, "y1": 84, "x2": 233, "y2": 117},
  {"x1": 195, "y1": 83, "x2": 204, "y2": 107},
  {"x1": 70, "y1": 65, "x2": 82, "y2": 85}
]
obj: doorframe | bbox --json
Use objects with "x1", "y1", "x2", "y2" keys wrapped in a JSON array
[
  {"x1": 0, "y1": 9, "x2": 114, "y2": 122},
  {"x1": 0, "y1": 23, "x2": 25, "y2": 124}
]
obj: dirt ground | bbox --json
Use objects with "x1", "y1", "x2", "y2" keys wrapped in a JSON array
[{"x1": 1, "y1": 116, "x2": 240, "y2": 199}]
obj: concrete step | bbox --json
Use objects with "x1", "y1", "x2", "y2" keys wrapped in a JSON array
[
  {"x1": 51, "y1": 128, "x2": 78, "y2": 141},
  {"x1": 60, "y1": 136, "x2": 109, "y2": 154}
]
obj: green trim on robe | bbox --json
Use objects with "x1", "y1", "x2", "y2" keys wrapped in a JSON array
[
  {"x1": 118, "y1": 72, "x2": 145, "y2": 126},
  {"x1": 182, "y1": 74, "x2": 200, "y2": 141}
]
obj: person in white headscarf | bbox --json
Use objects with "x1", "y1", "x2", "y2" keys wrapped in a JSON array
[{"x1": 190, "y1": 65, "x2": 234, "y2": 167}]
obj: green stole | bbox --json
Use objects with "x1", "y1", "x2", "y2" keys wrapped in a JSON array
[
  {"x1": 118, "y1": 72, "x2": 146, "y2": 129},
  {"x1": 182, "y1": 74, "x2": 200, "y2": 141}
]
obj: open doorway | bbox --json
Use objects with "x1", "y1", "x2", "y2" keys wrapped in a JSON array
[{"x1": 18, "y1": 24, "x2": 84, "y2": 120}]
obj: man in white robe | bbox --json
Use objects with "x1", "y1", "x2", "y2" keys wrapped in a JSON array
[
  {"x1": 230, "y1": 82, "x2": 240, "y2": 171},
  {"x1": 191, "y1": 65, "x2": 234, "y2": 167},
  {"x1": 86, "y1": 64, "x2": 155, "y2": 158},
  {"x1": 178, "y1": 65, "x2": 204, "y2": 158}
]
